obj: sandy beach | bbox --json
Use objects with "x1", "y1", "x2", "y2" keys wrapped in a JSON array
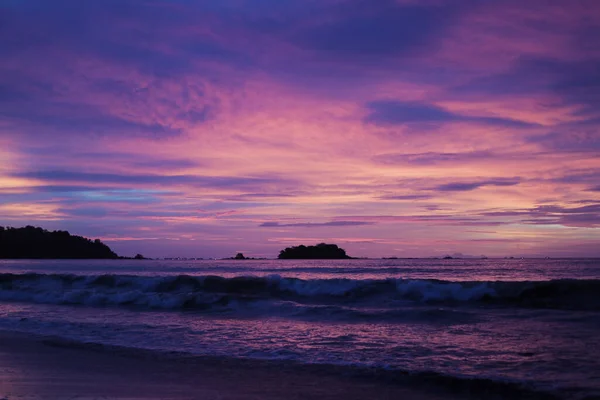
[{"x1": 0, "y1": 331, "x2": 474, "y2": 400}]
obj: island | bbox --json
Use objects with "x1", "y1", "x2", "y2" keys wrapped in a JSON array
[
  {"x1": 278, "y1": 243, "x2": 351, "y2": 259},
  {"x1": 0, "y1": 226, "x2": 119, "y2": 259}
]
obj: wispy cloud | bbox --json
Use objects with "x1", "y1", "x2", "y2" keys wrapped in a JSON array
[
  {"x1": 377, "y1": 194, "x2": 433, "y2": 201},
  {"x1": 13, "y1": 170, "x2": 294, "y2": 191},
  {"x1": 434, "y1": 178, "x2": 521, "y2": 192},
  {"x1": 260, "y1": 221, "x2": 375, "y2": 228},
  {"x1": 365, "y1": 101, "x2": 536, "y2": 128}
]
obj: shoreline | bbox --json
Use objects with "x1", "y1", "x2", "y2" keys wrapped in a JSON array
[
  {"x1": 0, "y1": 330, "x2": 562, "y2": 400},
  {"x1": 0, "y1": 330, "x2": 456, "y2": 400}
]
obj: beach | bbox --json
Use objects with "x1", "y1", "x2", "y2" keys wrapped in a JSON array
[{"x1": 0, "y1": 331, "x2": 470, "y2": 400}]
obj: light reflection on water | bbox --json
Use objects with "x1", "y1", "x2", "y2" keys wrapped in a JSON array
[
  {"x1": 1, "y1": 258, "x2": 600, "y2": 281},
  {"x1": 1, "y1": 300, "x2": 599, "y2": 396}
]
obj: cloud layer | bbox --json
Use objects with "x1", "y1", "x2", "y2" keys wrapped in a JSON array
[{"x1": 1, "y1": 0, "x2": 599, "y2": 257}]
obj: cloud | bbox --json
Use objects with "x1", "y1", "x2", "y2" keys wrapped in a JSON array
[
  {"x1": 1, "y1": 185, "x2": 109, "y2": 194},
  {"x1": 1, "y1": 0, "x2": 249, "y2": 73},
  {"x1": 545, "y1": 59, "x2": 600, "y2": 121},
  {"x1": 1, "y1": 0, "x2": 600, "y2": 257},
  {"x1": 260, "y1": 221, "x2": 374, "y2": 228},
  {"x1": 434, "y1": 178, "x2": 520, "y2": 192},
  {"x1": 130, "y1": 158, "x2": 201, "y2": 170},
  {"x1": 377, "y1": 194, "x2": 433, "y2": 200},
  {"x1": 55, "y1": 206, "x2": 241, "y2": 221},
  {"x1": 327, "y1": 215, "x2": 510, "y2": 227},
  {"x1": 373, "y1": 151, "x2": 496, "y2": 165},
  {"x1": 478, "y1": 210, "x2": 530, "y2": 217},
  {"x1": 13, "y1": 170, "x2": 295, "y2": 191},
  {"x1": 364, "y1": 100, "x2": 535, "y2": 128},
  {"x1": 527, "y1": 131, "x2": 600, "y2": 152},
  {"x1": 289, "y1": 1, "x2": 455, "y2": 59},
  {"x1": 224, "y1": 193, "x2": 298, "y2": 202},
  {"x1": 549, "y1": 169, "x2": 600, "y2": 186},
  {"x1": 477, "y1": 203, "x2": 600, "y2": 228},
  {"x1": 521, "y1": 214, "x2": 600, "y2": 227},
  {"x1": 0, "y1": 0, "x2": 240, "y2": 143},
  {"x1": 1, "y1": 103, "x2": 183, "y2": 138},
  {"x1": 57, "y1": 207, "x2": 109, "y2": 218},
  {"x1": 535, "y1": 204, "x2": 600, "y2": 215},
  {"x1": 452, "y1": 56, "x2": 600, "y2": 123}
]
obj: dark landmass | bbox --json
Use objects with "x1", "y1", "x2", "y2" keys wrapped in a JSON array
[
  {"x1": 0, "y1": 226, "x2": 119, "y2": 259},
  {"x1": 278, "y1": 243, "x2": 351, "y2": 259},
  {"x1": 132, "y1": 253, "x2": 150, "y2": 260},
  {"x1": 441, "y1": 253, "x2": 489, "y2": 260},
  {"x1": 222, "y1": 253, "x2": 266, "y2": 260}
]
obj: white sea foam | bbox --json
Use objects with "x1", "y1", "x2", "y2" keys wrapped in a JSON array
[{"x1": 1, "y1": 273, "x2": 599, "y2": 312}]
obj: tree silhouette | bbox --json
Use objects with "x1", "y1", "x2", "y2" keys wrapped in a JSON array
[
  {"x1": 0, "y1": 226, "x2": 119, "y2": 259},
  {"x1": 278, "y1": 243, "x2": 350, "y2": 259}
]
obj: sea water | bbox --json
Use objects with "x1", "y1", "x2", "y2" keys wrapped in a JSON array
[{"x1": 1, "y1": 258, "x2": 599, "y2": 399}]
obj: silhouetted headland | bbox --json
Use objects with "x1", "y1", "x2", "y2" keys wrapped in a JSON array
[
  {"x1": 278, "y1": 243, "x2": 351, "y2": 259},
  {"x1": 0, "y1": 226, "x2": 119, "y2": 259}
]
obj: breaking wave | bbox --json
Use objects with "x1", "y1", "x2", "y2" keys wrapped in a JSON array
[{"x1": 1, "y1": 273, "x2": 599, "y2": 312}]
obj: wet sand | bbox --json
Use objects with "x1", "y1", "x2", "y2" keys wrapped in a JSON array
[{"x1": 0, "y1": 331, "x2": 464, "y2": 400}]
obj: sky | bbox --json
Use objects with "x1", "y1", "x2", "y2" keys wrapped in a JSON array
[{"x1": 1, "y1": 0, "x2": 600, "y2": 258}]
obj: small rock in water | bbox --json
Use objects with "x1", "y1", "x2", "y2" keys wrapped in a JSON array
[{"x1": 518, "y1": 352, "x2": 536, "y2": 357}]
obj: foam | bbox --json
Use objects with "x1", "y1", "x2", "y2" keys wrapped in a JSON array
[{"x1": 1, "y1": 273, "x2": 599, "y2": 312}]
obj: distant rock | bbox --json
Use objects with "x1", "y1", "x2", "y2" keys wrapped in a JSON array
[
  {"x1": 442, "y1": 252, "x2": 487, "y2": 259},
  {"x1": 0, "y1": 226, "x2": 119, "y2": 259},
  {"x1": 278, "y1": 243, "x2": 351, "y2": 259},
  {"x1": 221, "y1": 252, "x2": 264, "y2": 260}
]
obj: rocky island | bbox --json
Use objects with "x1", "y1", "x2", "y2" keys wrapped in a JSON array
[
  {"x1": 278, "y1": 243, "x2": 351, "y2": 259},
  {"x1": 0, "y1": 226, "x2": 119, "y2": 259}
]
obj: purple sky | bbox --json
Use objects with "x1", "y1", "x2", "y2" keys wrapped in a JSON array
[{"x1": 1, "y1": 0, "x2": 600, "y2": 258}]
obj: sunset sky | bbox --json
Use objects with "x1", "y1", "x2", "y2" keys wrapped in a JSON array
[{"x1": 1, "y1": 0, "x2": 599, "y2": 258}]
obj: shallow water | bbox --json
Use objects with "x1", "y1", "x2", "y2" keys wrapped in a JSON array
[{"x1": 1, "y1": 259, "x2": 599, "y2": 399}]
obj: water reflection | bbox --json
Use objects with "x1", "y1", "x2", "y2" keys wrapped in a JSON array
[{"x1": 1, "y1": 258, "x2": 600, "y2": 281}]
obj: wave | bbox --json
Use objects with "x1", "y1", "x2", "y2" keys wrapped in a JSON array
[{"x1": 1, "y1": 273, "x2": 599, "y2": 312}]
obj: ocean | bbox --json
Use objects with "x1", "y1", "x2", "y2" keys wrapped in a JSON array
[{"x1": 1, "y1": 258, "x2": 599, "y2": 399}]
